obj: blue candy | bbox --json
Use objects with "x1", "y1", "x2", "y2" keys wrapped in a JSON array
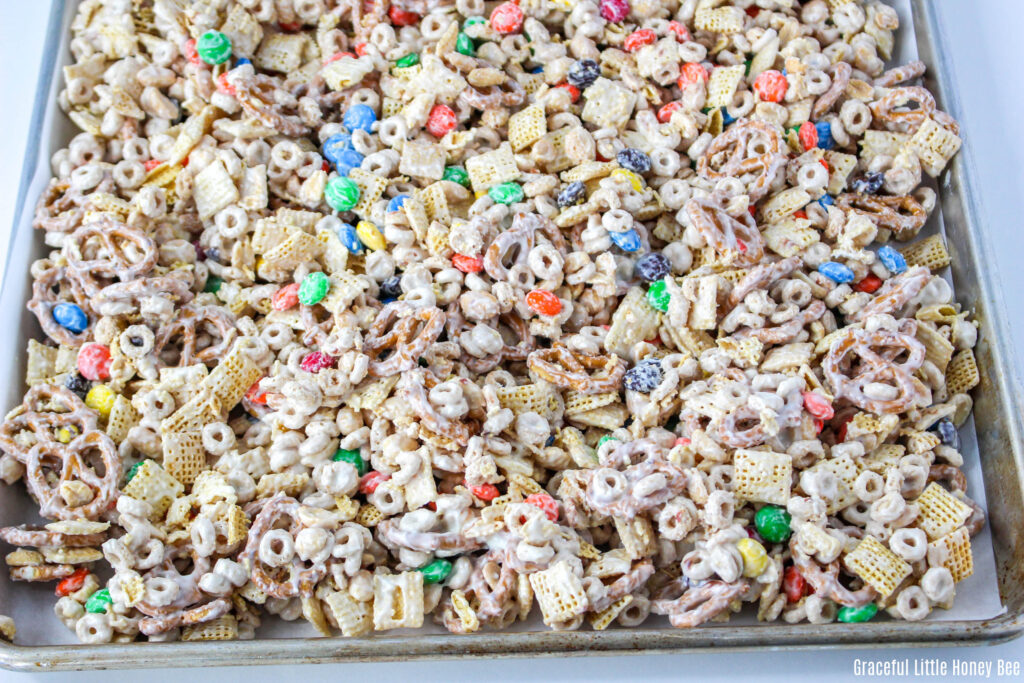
[
  {"x1": 322, "y1": 134, "x2": 353, "y2": 165},
  {"x1": 609, "y1": 228, "x2": 641, "y2": 252},
  {"x1": 818, "y1": 261, "x2": 855, "y2": 284},
  {"x1": 334, "y1": 148, "x2": 364, "y2": 176},
  {"x1": 235, "y1": 57, "x2": 252, "y2": 66},
  {"x1": 818, "y1": 193, "x2": 834, "y2": 207},
  {"x1": 815, "y1": 121, "x2": 834, "y2": 150},
  {"x1": 877, "y1": 245, "x2": 907, "y2": 274},
  {"x1": 387, "y1": 194, "x2": 410, "y2": 212},
  {"x1": 343, "y1": 104, "x2": 377, "y2": 133},
  {"x1": 529, "y1": 65, "x2": 544, "y2": 74},
  {"x1": 722, "y1": 109, "x2": 737, "y2": 126},
  {"x1": 336, "y1": 223, "x2": 363, "y2": 254},
  {"x1": 52, "y1": 303, "x2": 88, "y2": 334}
]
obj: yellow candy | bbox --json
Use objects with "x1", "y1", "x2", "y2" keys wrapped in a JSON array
[
  {"x1": 255, "y1": 256, "x2": 265, "y2": 271},
  {"x1": 611, "y1": 169, "x2": 644, "y2": 192},
  {"x1": 737, "y1": 537, "x2": 769, "y2": 578},
  {"x1": 355, "y1": 220, "x2": 386, "y2": 251},
  {"x1": 56, "y1": 426, "x2": 79, "y2": 443},
  {"x1": 85, "y1": 384, "x2": 117, "y2": 419}
]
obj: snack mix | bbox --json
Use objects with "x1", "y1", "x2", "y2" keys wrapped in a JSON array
[{"x1": 0, "y1": 0, "x2": 983, "y2": 644}]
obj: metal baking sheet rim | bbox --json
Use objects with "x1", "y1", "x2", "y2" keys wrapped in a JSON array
[{"x1": 1, "y1": 0, "x2": 1022, "y2": 671}]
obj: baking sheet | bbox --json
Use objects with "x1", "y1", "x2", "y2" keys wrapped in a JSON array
[{"x1": 0, "y1": 0, "x2": 1008, "y2": 661}]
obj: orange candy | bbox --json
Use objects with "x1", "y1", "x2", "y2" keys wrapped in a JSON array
[{"x1": 526, "y1": 289, "x2": 562, "y2": 316}]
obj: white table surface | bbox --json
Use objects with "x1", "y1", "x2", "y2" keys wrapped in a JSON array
[{"x1": 1, "y1": 2, "x2": 1022, "y2": 681}]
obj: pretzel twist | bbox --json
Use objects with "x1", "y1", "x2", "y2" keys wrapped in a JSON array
[{"x1": 527, "y1": 346, "x2": 626, "y2": 395}]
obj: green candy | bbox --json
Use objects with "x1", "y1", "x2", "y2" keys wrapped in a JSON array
[
  {"x1": 325, "y1": 176, "x2": 361, "y2": 212},
  {"x1": 464, "y1": 16, "x2": 486, "y2": 28},
  {"x1": 125, "y1": 460, "x2": 145, "y2": 483},
  {"x1": 395, "y1": 53, "x2": 420, "y2": 68},
  {"x1": 456, "y1": 32, "x2": 475, "y2": 56},
  {"x1": 332, "y1": 448, "x2": 367, "y2": 476},
  {"x1": 85, "y1": 588, "x2": 112, "y2": 614},
  {"x1": 298, "y1": 272, "x2": 330, "y2": 306},
  {"x1": 197, "y1": 31, "x2": 232, "y2": 65},
  {"x1": 204, "y1": 275, "x2": 223, "y2": 293},
  {"x1": 838, "y1": 603, "x2": 878, "y2": 623},
  {"x1": 754, "y1": 505, "x2": 792, "y2": 544},
  {"x1": 597, "y1": 435, "x2": 619, "y2": 450},
  {"x1": 417, "y1": 559, "x2": 453, "y2": 584},
  {"x1": 646, "y1": 279, "x2": 670, "y2": 312},
  {"x1": 488, "y1": 181, "x2": 524, "y2": 205},
  {"x1": 443, "y1": 166, "x2": 470, "y2": 187}
]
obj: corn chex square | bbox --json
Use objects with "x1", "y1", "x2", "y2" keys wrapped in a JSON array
[
  {"x1": 915, "y1": 482, "x2": 972, "y2": 540},
  {"x1": 844, "y1": 534, "x2": 912, "y2": 597},
  {"x1": 372, "y1": 571, "x2": 424, "y2": 631},
  {"x1": 348, "y1": 168, "x2": 388, "y2": 218},
  {"x1": 465, "y1": 143, "x2": 519, "y2": 193},
  {"x1": 193, "y1": 160, "x2": 239, "y2": 220},
  {"x1": 908, "y1": 116, "x2": 962, "y2": 176},
  {"x1": 121, "y1": 460, "x2": 184, "y2": 520},
  {"x1": 733, "y1": 449, "x2": 793, "y2": 505},
  {"x1": 507, "y1": 104, "x2": 547, "y2": 152},
  {"x1": 529, "y1": 560, "x2": 588, "y2": 626},
  {"x1": 927, "y1": 527, "x2": 973, "y2": 582},
  {"x1": 706, "y1": 65, "x2": 745, "y2": 109},
  {"x1": 604, "y1": 287, "x2": 662, "y2": 358},
  {"x1": 802, "y1": 455, "x2": 858, "y2": 514}
]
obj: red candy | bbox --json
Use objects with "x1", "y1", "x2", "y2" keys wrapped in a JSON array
[
  {"x1": 524, "y1": 493, "x2": 559, "y2": 522},
  {"x1": 452, "y1": 254, "x2": 484, "y2": 273},
  {"x1": 673, "y1": 437, "x2": 691, "y2": 447},
  {"x1": 600, "y1": 0, "x2": 630, "y2": 23},
  {"x1": 526, "y1": 289, "x2": 562, "y2": 316},
  {"x1": 470, "y1": 483, "x2": 499, "y2": 501},
  {"x1": 819, "y1": 158, "x2": 830, "y2": 172},
  {"x1": 77, "y1": 343, "x2": 111, "y2": 381},
  {"x1": 624, "y1": 29, "x2": 656, "y2": 52},
  {"x1": 144, "y1": 160, "x2": 161, "y2": 172},
  {"x1": 354, "y1": 42, "x2": 369, "y2": 56},
  {"x1": 359, "y1": 471, "x2": 389, "y2": 495},
  {"x1": 216, "y1": 73, "x2": 236, "y2": 96},
  {"x1": 388, "y1": 6, "x2": 420, "y2": 26},
  {"x1": 855, "y1": 273, "x2": 883, "y2": 293},
  {"x1": 667, "y1": 20, "x2": 691, "y2": 42},
  {"x1": 183, "y1": 39, "x2": 200, "y2": 65},
  {"x1": 555, "y1": 83, "x2": 581, "y2": 103},
  {"x1": 426, "y1": 104, "x2": 457, "y2": 137},
  {"x1": 802, "y1": 391, "x2": 835, "y2": 421},
  {"x1": 490, "y1": 1, "x2": 524, "y2": 34},
  {"x1": 798, "y1": 121, "x2": 818, "y2": 150},
  {"x1": 754, "y1": 70, "x2": 788, "y2": 102},
  {"x1": 658, "y1": 101, "x2": 683, "y2": 123},
  {"x1": 245, "y1": 380, "x2": 268, "y2": 405},
  {"x1": 836, "y1": 413, "x2": 854, "y2": 443},
  {"x1": 783, "y1": 566, "x2": 807, "y2": 603},
  {"x1": 300, "y1": 351, "x2": 336, "y2": 373},
  {"x1": 272, "y1": 282, "x2": 300, "y2": 311},
  {"x1": 279, "y1": 21, "x2": 302, "y2": 32},
  {"x1": 677, "y1": 62, "x2": 708, "y2": 88},
  {"x1": 55, "y1": 568, "x2": 90, "y2": 597},
  {"x1": 793, "y1": 210, "x2": 807, "y2": 219},
  {"x1": 323, "y1": 51, "x2": 356, "y2": 65}
]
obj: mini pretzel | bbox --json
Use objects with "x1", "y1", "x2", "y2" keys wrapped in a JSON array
[
  {"x1": 136, "y1": 542, "x2": 211, "y2": 620},
  {"x1": 377, "y1": 518, "x2": 482, "y2": 554},
  {"x1": 728, "y1": 256, "x2": 801, "y2": 308},
  {"x1": 846, "y1": 266, "x2": 930, "y2": 322},
  {"x1": 928, "y1": 464, "x2": 967, "y2": 494},
  {"x1": 139, "y1": 597, "x2": 232, "y2": 636},
  {"x1": 583, "y1": 458, "x2": 690, "y2": 518},
  {"x1": 835, "y1": 193, "x2": 927, "y2": 239},
  {"x1": 153, "y1": 305, "x2": 237, "y2": 367},
  {"x1": 589, "y1": 559, "x2": 655, "y2": 613},
  {"x1": 600, "y1": 438, "x2": 668, "y2": 469},
  {"x1": 735, "y1": 300, "x2": 825, "y2": 345},
  {"x1": 874, "y1": 60, "x2": 926, "y2": 88},
  {"x1": 27, "y1": 265, "x2": 94, "y2": 346},
  {"x1": 792, "y1": 552, "x2": 877, "y2": 607},
  {"x1": 685, "y1": 193, "x2": 765, "y2": 267},
  {"x1": 812, "y1": 60, "x2": 852, "y2": 119},
  {"x1": 527, "y1": 346, "x2": 625, "y2": 395},
  {"x1": 32, "y1": 178, "x2": 94, "y2": 233},
  {"x1": 299, "y1": 301, "x2": 335, "y2": 349},
  {"x1": 869, "y1": 86, "x2": 935, "y2": 133},
  {"x1": 230, "y1": 71, "x2": 309, "y2": 137},
  {"x1": 64, "y1": 217, "x2": 158, "y2": 297},
  {"x1": 24, "y1": 431, "x2": 121, "y2": 521},
  {"x1": 652, "y1": 578, "x2": 749, "y2": 628},
  {"x1": 697, "y1": 119, "x2": 786, "y2": 201},
  {"x1": 0, "y1": 525, "x2": 106, "y2": 548},
  {"x1": 93, "y1": 274, "x2": 196, "y2": 317},
  {"x1": 461, "y1": 312, "x2": 536, "y2": 373},
  {"x1": 364, "y1": 303, "x2": 446, "y2": 377},
  {"x1": 468, "y1": 550, "x2": 517, "y2": 624},
  {"x1": 484, "y1": 212, "x2": 554, "y2": 282},
  {"x1": 0, "y1": 384, "x2": 98, "y2": 463},
  {"x1": 823, "y1": 326, "x2": 930, "y2": 414},
  {"x1": 402, "y1": 372, "x2": 473, "y2": 446},
  {"x1": 239, "y1": 494, "x2": 328, "y2": 599}
]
